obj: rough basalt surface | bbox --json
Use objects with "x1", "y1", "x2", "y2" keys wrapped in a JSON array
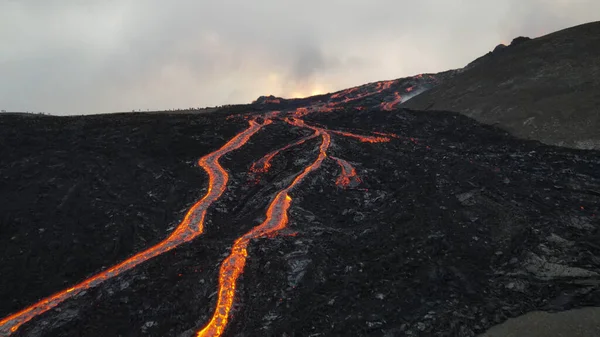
[{"x1": 1, "y1": 98, "x2": 599, "y2": 336}]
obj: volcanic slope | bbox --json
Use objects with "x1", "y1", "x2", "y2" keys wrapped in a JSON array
[
  {"x1": 403, "y1": 20, "x2": 600, "y2": 150},
  {"x1": 1, "y1": 74, "x2": 600, "y2": 336}
]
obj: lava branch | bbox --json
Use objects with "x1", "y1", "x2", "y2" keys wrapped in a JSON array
[
  {"x1": 380, "y1": 92, "x2": 402, "y2": 111},
  {"x1": 330, "y1": 156, "x2": 361, "y2": 188},
  {"x1": 285, "y1": 117, "x2": 394, "y2": 143},
  {"x1": 197, "y1": 128, "x2": 331, "y2": 337},
  {"x1": 198, "y1": 116, "x2": 397, "y2": 336},
  {"x1": 0, "y1": 119, "x2": 270, "y2": 336},
  {"x1": 328, "y1": 129, "x2": 391, "y2": 143},
  {"x1": 329, "y1": 80, "x2": 396, "y2": 104},
  {"x1": 250, "y1": 132, "x2": 319, "y2": 174}
]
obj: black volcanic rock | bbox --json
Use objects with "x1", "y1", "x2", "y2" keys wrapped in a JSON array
[
  {"x1": 1, "y1": 99, "x2": 599, "y2": 337},
  {"x1": 252, "y1": 95, "x2": 284, "y2": 105},
  {"x1": 493, "y1": 44, "x2": 507, "y2": 53},
  {"x1": 510, "y1": 36, "x2": 531, "y2": 46}
]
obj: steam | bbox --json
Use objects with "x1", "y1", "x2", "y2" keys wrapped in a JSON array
[{"x1": 401, "y1": 86, "x2": 429, "y2": 103}]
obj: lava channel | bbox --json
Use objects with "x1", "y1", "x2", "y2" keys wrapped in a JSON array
[
  {"x1": 380, "y1": 92, "x2": 402, "y2": 111},
  {"x1": 196, "y1": 128, "x2": 331, "y2": 337},
  {"x1": 0, "y1": 119, "x2": 270, "y2": 336},
  {"x1": 331, "y1": 156, "x2": 362, "y2": 188},
  {"x1": 328, "y1": 129, "x2": 391, "y2": 143},
  {"x1": 198, "y1": 116, "x2": 397, "y2": 336},
  {"x1": 250, "y1": 132, "x2": 319, "y2": 174}
]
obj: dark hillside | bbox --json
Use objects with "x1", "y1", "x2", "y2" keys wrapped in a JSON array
[
  {"x1": 403, "y1": 21, "x2": 600, "y2": 149},
  {"x1": 1, "y1": 103, "x2": 599, "y2": 336}
]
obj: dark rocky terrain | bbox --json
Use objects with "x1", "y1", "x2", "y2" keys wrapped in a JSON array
[
  {"x1": 1, "y1": 22, "x2": 600, "y2": 337},
  {"x1": 403, "y1": 21, "x2": 600, "y2": 150}
]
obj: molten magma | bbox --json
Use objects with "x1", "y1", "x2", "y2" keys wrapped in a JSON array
[
  {"x1": 285, "y1": 118, "x2": 391, "y2": 143},
  {"x1": 329, "y1": 130, "x2": 391, "y2": 143},
  {"x1": 198, "y1": 116, "x2": 394, "y2": 336},
  {"x1": 331, "y1": 156, "x2": 361, "y2": 188},
  {"x1": 373, "y1": 131, "x2": 400, "y2": 139},
  {"x1": 197, "y1": 130, "x2": 331, "y2": 337},
  {"x1": 250, "y1": 133, "x2": 319, "y2": 173},
  {"x1": 375, "y1": 80, "x2": 395, "y2": 91},
  {"x1": 318, "y1": 104, "x2": 339, "y2": 113},
  {"x1": 301, "y1": 79, "x2": 403, "y2": 118},
  {"x1": 330, "y1": 80, "x2": 396, "y2": 104},
  {"x1": 380, "y1": 92, "x2": 402, "y2": 111},
  {"x1": 330, "y1": 87, "x2": 359, "y2": 99},
  {"x1": 0, "y1": 119, "x2": 270, "y2": 336},
  {"x1": 293, "y1": 107, "x2": 310, "y2": 118}
]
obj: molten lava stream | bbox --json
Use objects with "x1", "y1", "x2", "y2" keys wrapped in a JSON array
[
  {"x1": 331, "y1": 156, "x2": 361, "y2": 188},
  {"x1": 380, "y1": 92, "x2": 402, "y2": 111},
  {"x1": 284, "y1": 118, "x2": 392, "y2": 143},
  {"x1": 250, "y1": 132, "x2": 318, "y2": 173},
  {"x1": 197, "y1": 127, "x2": 331, "y2": 337},
  {"x1": 329, "y1": 80, "x2": 396, "y2": 104},
  {"x1": 372, "y1": 131, "x2": 400, "y2": 139},
  {"x1": 329, "y1": 129, "x2": 391, "y2": 143},
  {"x1": 330, "y1": 86, "x2": 359, "y2": 99},
  {"x1": 0, "y1": 119, "x2": 270, "y2": 336},
  {"x1": 198, "y1": 117, "x2": 399, "y2": 336}
]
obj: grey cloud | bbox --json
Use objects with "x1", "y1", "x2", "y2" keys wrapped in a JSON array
[{"x1": 0, "y1": 0, "x2": 599, "y2": 114}]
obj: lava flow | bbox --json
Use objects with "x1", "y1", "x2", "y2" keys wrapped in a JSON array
[
  {"x1": 196, "y1": 114, "x2": 398, "y2": 336},
  {"x1": 288, "y1": 118, "x2": 395, "y2": 143},
  {"x1": 2, "y1": 77, "x2": 410, "y2": 336},
  {"x1": 330, "y1": 79, "x2": 397, "y2": 105},
  {"x1": 0, "y1": 119, "x2": 270, "y2": 336},
  {"x1": 250, "y1": 133, "x2": 319, "y2": 173},
  {"x1": 298, "y1": 78, "x2": 404, "y2": 119},
  {"x1": 380, "y1": 92, "x2": 403, "y2": 111},
  {"x1": 197, "y1": 127, "x2": 331, "y2": 337},
  {"x1": 331, "y1": 156, "x2": 362, "y2": 188}
]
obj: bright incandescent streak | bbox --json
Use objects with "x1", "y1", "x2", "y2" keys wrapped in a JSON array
[
  {"x1": 250, "y1": 132, "x2": 319, "y2": 174},
  {"x1": 331, "y1": 156, "x2": 362, "y2": 188},
  {"x1": 196, "y1": 116, "x2": 396, "y2": 337},
  {"x1": 0, "y1": 119, "x2": 270, "y2": 336},
  {"x1": 197, "y1": 127, "x2": 331, "y2": 337}
]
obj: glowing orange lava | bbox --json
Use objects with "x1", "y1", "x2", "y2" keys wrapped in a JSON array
[
  {"x1": 329, "y1": 129, "x2": 391, "y2": 143},
  {"x1": 331, "y1": 87, "x2": 359, "y2": 99},
  {"x1": 331, "y1": 156, "x2": 361, "y2": 188},
  {"x1": 372, "y1": 131, "x2": 400, "y2": 139},
  {"x1": 2, "y1": 74, "x2": 415, "y2": 336},
  {"x1": 197, "y1": 113, "x2": 397, "y2": 336},
  {"x1": 250, "y1": 133, "x2": 319, "y2": 174},
  {"x1": 196, "y1": 78, "x2": 430, "y2": 334},
  {"x1": 0, "y1": 119, "x2": 270, "y2": 336},
  {"x1": 318, "y1": 104, "x2": 339, "y2": 113},
  {"x1": 380, "y1": 92, "x2": 402, "y2": 111},
  {"x1": 375, "y1": 80, "x2": 395, "y2": 91},
  {"x1": 197, "y1": 126, "x2": 331, "y2": 337},
  {"x1": 293, "y1": 107, "x2": 310, "y2": 118},
  {"x1": 329, "y1": 80, "x2": 397, "y2": 105},
  {"x1": 287, "y1": 118, "x2": 393, "y2": 143}
]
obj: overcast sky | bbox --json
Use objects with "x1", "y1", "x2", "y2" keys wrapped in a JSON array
[{"x1": 1, "y1": 0, "x2": 598, "y2": 115}]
